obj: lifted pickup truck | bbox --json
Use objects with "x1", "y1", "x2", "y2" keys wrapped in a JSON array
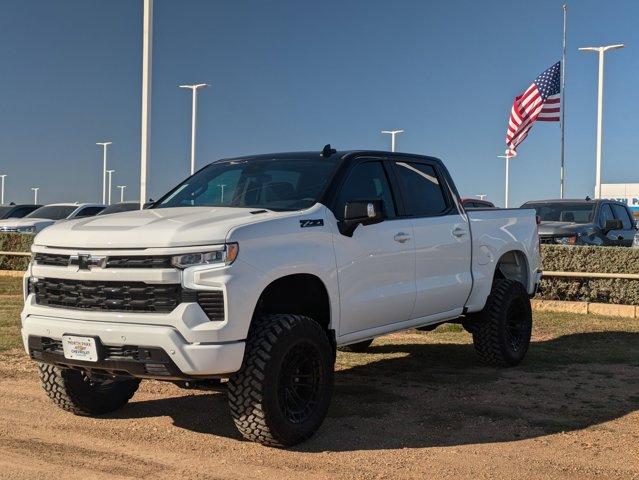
[{"x1": 22, "y1": 147, "x2": 540, "y2": 447}]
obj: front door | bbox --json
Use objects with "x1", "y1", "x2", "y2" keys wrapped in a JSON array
[{"x1": 331, "y1": 160, "x2": 416, "y2": 336}]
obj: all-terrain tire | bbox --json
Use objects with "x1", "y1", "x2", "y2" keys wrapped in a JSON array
[
  {"x1": 37, "y1": 363, "x2": 140, "y2": 415},
  {"x1": 337, "y1": 339, "x2": 373, "y2": 353},
  {"x1": 471, "y1": 280, "x2": 532, "y2": 367},
  {"x1": 227, "y1": 314, "x2": 334, "y2": 448}
]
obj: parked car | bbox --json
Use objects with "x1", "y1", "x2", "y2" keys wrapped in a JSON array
[
  {"x1": 521, "y1": 198, "x2": 637, "y2": 246},
  {"x1": 462, "y1": 198, "x2": 496, "y2": 209},
  {"x1": 0, "y1": 203, "x2": 105, "y2": 234},
  {"x1": 97, "y1": 202, "x2": 150, "y2": 215},
  {"x1": 0, "y1": 204, "x2": 42, "y2": 220},
  {"x1": 22, "y1": 148, "x2": 540, "y2": 447}
]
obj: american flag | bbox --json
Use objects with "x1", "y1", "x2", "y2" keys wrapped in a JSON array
[{"x1": 505, "y1": 61, "x2": 561, "y2": 156}]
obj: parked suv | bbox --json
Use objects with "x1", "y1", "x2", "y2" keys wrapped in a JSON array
[
  {"x1": 521, "y1": 198, "x2": 637, "y2": 246},
  {"x1": 0, "y1": 203, "x2": 105, "y2": 234},
  {"x1": 0, "y1": 204, "x2": 41, "y2": 220},
  {"x1": 22, "y1": 148, "x2": 540, "y2": 447}
]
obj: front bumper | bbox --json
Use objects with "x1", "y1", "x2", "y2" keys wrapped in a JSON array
[{"x1": 22, "y1": 314, "x2": 245, "y2": 378}]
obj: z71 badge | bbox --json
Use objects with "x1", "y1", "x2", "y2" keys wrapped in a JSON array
[{"x1": 299, "y1": 219, "x2": 324, "y2": 228}]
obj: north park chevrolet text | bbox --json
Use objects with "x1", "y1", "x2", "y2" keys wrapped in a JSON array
[{"x1": 21, "y1": 146, "x2": 541, "y2": 447}]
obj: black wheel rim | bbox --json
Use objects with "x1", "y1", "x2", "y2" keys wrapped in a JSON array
[
  {"x1": 277, "y1": 341, "x2": 324, "y2": 424},
  {"x1": 505, "y1": 299, "x2": 528, "y2": 352}
]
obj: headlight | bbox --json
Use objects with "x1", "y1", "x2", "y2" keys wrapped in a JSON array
[{"x1": 171, "y1": 243, "x2": 239, "y2": 268}]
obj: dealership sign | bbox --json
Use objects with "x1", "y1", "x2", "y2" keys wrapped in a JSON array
[{"x1": 601, "y1": 183, "x2": 639, "y2": 212}]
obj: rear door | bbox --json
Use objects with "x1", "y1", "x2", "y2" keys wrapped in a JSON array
[
  {"x1": 390, "y1": 159, "x2": 472, "y2": 319},
  {"x1": 332, "y1": 158, "x2": 416, "y2": 336}
]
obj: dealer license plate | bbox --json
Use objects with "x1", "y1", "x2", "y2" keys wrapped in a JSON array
[{"x1": 61, "y1": 335, "x2": 99, "y2": 362}]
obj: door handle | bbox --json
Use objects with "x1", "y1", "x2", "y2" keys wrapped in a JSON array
[
  {"x1": 452, "y1": 226, "x2": 467, "y2": 238},
  {"x1": 394, "y1": 232, "x2": 411, "y2": 243}
]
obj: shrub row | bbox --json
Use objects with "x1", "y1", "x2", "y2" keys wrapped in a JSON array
[
  {"x1": 0, "y1": 233, "x2": 34, "y2": 270},
  {"x1": 539, "y1": 245, "x2": 639, "y2": 305}
]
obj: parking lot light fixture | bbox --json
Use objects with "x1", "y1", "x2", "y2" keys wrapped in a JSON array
[
  {"x1": 0, "y1": 175, "x2": 6, "y2": 205},
  {"x1": 381, "y1": 129, "x2": 404, "y2": 152},
  {"x1": 497, "y1": 153, "x2": 514, "y2": 208},
  {"x1": 578, "y1": 44, "x2": 624, "y2": 198},
  {"x1": 96, "y1": 142, "x2": 112, "y2": 204},
  {"x1": 106, "y1": 170, "x2": 115, "y2": 205},
  {"x1": 31, "y1": 187, "x2": 39, "y2": 204},
  {"x1": 179, "y1": 83, "x2": 209, "y2": 175},
  {"x1": 117, "y1": 185, "x2": 126, "y2": 203}
]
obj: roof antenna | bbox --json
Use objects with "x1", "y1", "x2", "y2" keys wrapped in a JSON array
[{"x1": 321, "y1": 144, "x2": 336, "y2": 158}]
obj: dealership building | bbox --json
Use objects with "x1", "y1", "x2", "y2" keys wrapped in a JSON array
[{"x1": 601, "y1": 183, "x2": 639, "y2": 216}]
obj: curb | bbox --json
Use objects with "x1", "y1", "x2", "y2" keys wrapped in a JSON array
[{"x1": 532, "y1": 299, "x2": 638, "y2": 319}]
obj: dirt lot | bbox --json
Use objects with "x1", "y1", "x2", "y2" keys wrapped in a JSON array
[{"x1": 1, "y1": 279, "x2": 638, "y2": 479}]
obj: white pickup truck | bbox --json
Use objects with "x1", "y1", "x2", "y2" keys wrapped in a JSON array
[{"x1": 21, "y1": 147, "x2": 540, "y2": 447}]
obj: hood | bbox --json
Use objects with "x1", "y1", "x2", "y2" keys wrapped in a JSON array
[
  {"x1": 34, "y1": 206, "x2": 288, "y2": 249},
  {"x1": 537, "y1": 221, "x2": 594, "y2": 236}
]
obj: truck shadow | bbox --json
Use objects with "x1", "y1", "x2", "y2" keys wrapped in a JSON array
[{"x1": 113, "y1": 331, "x2": 639, "y2": 451}]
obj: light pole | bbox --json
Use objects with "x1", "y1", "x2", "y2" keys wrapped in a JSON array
[
  {"x1": 497, "y1": 153, "x2": 514, "y2": 208},
  {"x1": 106, "y1": 170, "x2": 115, "y2": 205},
  {"x1": 381, "y1": 129, "x2": 404, "y2": 152},
  {"x1": 96, "y1": 142, "x2": 112, "y2": 204},
  {"x1": 117, "y1": 185, "x2": 126, "y2": 203},
  {"x1": 578, "y1": 43, "x2": 624, "y2": 198},
  {"x1": 31, "y1": 187, "x2": 39, "y2": 204},
  {"x1": 476, "y1": 194, "x2": 487, "y2": 200},
  {"x1": 139, "y1": 0, "x2": 153, "y2": 209},
  {"x1": 179, "y1": 83, "x2": 208, "y2": 175},
  {"x1": 0, "y1": 175, "x2": 6, "y2": 205}
]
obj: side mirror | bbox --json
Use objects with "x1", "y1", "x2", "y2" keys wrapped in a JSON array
[
  {"x1": 604, "y1": 219, "x2": 623, "y2": 232},
  {"x1": 340, "y1": 200, "x2": 385, "y2": 236}
]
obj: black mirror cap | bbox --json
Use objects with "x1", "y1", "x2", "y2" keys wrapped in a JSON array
[{"x1": 604, "y1": 219, "x2": 623, "y2": 231}]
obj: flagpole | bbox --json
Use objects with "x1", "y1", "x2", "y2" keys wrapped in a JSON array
[{"x1": 559, "y1": 4, "x2": 567, "y2": 198}]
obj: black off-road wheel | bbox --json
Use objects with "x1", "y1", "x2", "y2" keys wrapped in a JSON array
[
  {"x1": 38, "y1": 363, "x2": 140, "y2": 415},
  {"x1": 337, "y1": 339, "x2": 373, "y2": 353},
  {"x1": 227, "y1": 314, "x2": 334, "y2": 448},
  {"x1": 470, "y1": 280, "x2": 532, "y2": 367}
]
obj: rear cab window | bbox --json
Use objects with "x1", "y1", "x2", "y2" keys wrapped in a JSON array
[{"x1": 393, "y1": 161, "x2": 449, "y2": 217}]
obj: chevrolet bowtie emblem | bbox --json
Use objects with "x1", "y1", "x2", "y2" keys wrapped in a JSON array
[{"x1": 68, "y1": 254, "x2": 107, "y2": 270}]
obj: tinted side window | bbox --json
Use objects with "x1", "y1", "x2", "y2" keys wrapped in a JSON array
[
  {"x1": 612, "y1": 204, "x2": 633, "y2": 229},
  {"x1": 395, "y1": 162, "x2": 448, "y2": 216},
  {"x1": 599, "y1": 204, "x2": 615, "y2": 224},
  {"x1": 335, "y1": 161, "x2": 396, "y2": 220}
]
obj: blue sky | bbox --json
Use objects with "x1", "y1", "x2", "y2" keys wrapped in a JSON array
[{"x1": 0, "y1": 0, "x2": 637, "y2": 206}]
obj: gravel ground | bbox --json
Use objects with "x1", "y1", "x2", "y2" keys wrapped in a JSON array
[{"x1": 1, "y1": 314, "x2": 638, "y2": 480}]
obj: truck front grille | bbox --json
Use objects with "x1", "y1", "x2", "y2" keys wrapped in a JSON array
[
  {"x1": 30, "y1": 278, "x2": 225, "y2": 320},
  {"x1": 32, "y1": 278, "x2": 182, "y2": 312},
  {"x1": 34, "y1": 253, "x2": 172, "y2": 269}
]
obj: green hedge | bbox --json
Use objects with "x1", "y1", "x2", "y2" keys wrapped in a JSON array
[
  {"x1": 539, "y1": 245, "x2": 639, "y2": 305},
  {"x1": 0, "y1": 233, "x2": 34, "y2": 270}
]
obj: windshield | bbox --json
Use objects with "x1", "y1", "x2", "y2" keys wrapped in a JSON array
[
  {"x1": 25, "y1": 205, "x2": 76, "y2": 220},
  {"x1": 0, "y1": 206, "x2": 14, "y2": 218},
  {"x1": 522, "y1": 202, "x2": 595, "y2": 223},
  {"x1": 155, "y1": 158, "x2": 338, "y2": 211}
]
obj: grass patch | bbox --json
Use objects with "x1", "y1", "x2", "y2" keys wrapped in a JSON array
[{"x1": 0, "y1": 276, "x2": 22, "y2": 295}]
